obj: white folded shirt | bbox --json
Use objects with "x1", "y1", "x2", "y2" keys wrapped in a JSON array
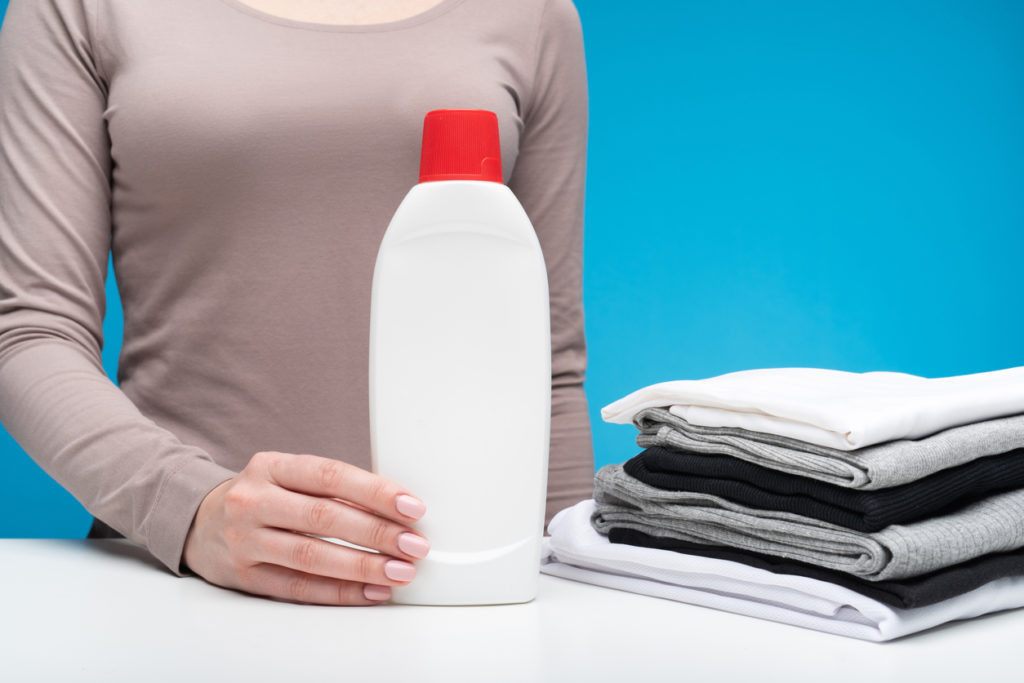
[
  {"x1": 539, "y1": 499, "x2": 1024, "y2": 642},
  {"x1": 600, "y1": 366, "x2": 1024, "y2": 450}
]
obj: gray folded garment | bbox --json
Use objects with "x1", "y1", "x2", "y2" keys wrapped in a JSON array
[
  {"x1": 635, "y1": 407, "x2": 1024, "y2": 490},
  {"x1": 592, "y1": 463, "x2": 1024, "y2": 581}
]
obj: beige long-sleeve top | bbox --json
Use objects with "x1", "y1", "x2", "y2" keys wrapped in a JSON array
[{"x1": 0, "y1": 0, "x2": 594, "y2": 576}]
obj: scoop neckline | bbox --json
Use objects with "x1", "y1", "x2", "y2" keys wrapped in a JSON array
[{"x1": 217, "y1": 0, "x2": 467, "y2": 33}]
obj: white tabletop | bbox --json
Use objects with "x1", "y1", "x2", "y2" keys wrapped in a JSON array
[{"x1": 2, "y1": 539, "x2": 1021, "y2": 682}]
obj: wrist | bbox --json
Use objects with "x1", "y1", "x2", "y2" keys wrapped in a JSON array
[{"x1": 182, "y1": 478, "x2": 231, "y2": 575}]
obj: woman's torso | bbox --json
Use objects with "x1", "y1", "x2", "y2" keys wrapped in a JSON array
[{"x1": 99, "y1": 0, "x2": 544, "y2": 470}]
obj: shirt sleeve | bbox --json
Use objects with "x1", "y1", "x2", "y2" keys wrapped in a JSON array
[
  {"x1": 508, "y1": 0, "x2": 596, "y2": 530},
  {"x1": 0, "y1": 0, "x2": 236, "y2": 575}
]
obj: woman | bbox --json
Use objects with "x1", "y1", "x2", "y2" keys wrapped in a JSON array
[{"x1": 0, "y1": 0, "x2": 594, "y2": 605}]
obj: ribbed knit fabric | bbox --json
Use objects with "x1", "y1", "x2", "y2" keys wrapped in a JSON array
[
  {"x1": 635, "y1": 407, "x2": 1024, "y2": 490},
  {"x1": 624, "y1": 445, "x2": 1024, "y2": 532},
  {"x1": 593, "y1": 464, "x2": 1024, "y2": 581},
  {"x1": 608, "y1": 526, "x2": 1024, "y2": 609}
]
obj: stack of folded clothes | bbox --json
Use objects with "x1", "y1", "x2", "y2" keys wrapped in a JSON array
[{"x1": 540, "y1": 367, "x2": 1024, "y2": 641}]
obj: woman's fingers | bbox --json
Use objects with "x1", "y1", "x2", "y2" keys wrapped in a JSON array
[
  {"x1": 254, "y1": 451, "x2": 427, "y2": 523},
  {"x1": 243, "y1": 561, "x2": 392, "y2": 606},
  {"x1": 249, "y1": 528, "x2": 418, "y2": 586},
  {"x1": 257, "y1": 487, "x2": 430, "y2": 561},
  {"x1": 182, "y1": 451, "x2": 431, "y2": 607}
]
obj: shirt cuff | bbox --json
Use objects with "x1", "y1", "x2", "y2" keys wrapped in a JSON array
[{"x1": 145, "y1": 456, "x2": 237, "y2": 577}]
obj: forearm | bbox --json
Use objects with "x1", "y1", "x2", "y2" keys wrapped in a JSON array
[{"x1": 0, "y1": 340, "x2": 235, "y2": 574}]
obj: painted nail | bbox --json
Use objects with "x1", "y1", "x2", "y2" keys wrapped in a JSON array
[
  {"x1": 364, "y1": 584, "x2": 391, "y2": 601},
  {"x1": 397, "y1": 532, "x2": 430, "y2": 559},
  {"x1": 384, "y1": 559, "x2": 416, "y2": 582},
  {"x1": 396, "y1": 494, "x2": 426, "y2": 520}
]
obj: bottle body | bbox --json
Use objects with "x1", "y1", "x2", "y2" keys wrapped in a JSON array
[{"x1": 368, "y1": 180, "x2": 551, "y2": 605}]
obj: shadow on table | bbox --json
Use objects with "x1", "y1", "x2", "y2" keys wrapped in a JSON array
[{"x1": 85, "y1": 538, "x2": 166, "y2": 573}]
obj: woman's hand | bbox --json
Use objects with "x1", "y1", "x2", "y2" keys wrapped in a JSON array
[{"x1": 182, "y1": 450, "x2": 430, "y2": 605}]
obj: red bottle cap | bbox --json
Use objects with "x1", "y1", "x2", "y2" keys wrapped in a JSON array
[{"x1": 418, "y1": 109, "x2": 503, "y2": 184}]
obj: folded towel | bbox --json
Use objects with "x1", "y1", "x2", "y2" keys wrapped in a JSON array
[
  {"x1": 601, "y1": 367, "x2": 1024, "y2": 450},
  {"x1": 608, "y1": 525, "x2": 1024, "y2": 610},
  {"x1": 624, "y1": 445, "x2": 1024, "y2": 532},
  {"x1": 593, "y1": 464, "x2": 1024, "y2": 581},
  {"x1": 635, "y1": 407, "x2": 1024, "y2": 489},
  {"x1": 540, "y1": 499, "x2": 1024, "y2": 642}
]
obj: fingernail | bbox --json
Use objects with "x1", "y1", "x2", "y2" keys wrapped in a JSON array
[
  {"x1": 396, "y1": 494, "x2": 426, "y2": 520},
  {"x1": 384, "y1": 559, "x2": 416, "y2": 582},
  {"x1": 398, "y1": 532, "x2": 430, "y2": 559},
  {"x1": 364, "y1": 584, "x2": 391, "y2": 601}
]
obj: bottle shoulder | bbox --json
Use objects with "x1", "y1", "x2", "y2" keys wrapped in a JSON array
[{"x1": 382, "y1": 181, "x2": 539, "y2": 249}]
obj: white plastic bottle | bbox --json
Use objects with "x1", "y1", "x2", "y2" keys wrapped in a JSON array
[{"x1": 368, "y1": 109, "x2": 550, "y2": 605}]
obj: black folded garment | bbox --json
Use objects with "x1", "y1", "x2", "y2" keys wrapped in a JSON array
[
  {"x1": 625, "y1": 445, "x2": 1024, "y2": 532},
  {"x1": 608, "y1": 526, "x2": 1024, "y2": 610}
]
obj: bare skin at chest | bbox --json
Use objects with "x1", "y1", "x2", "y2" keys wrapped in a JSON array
[{"x1": 233, "y1": 0, "x2": 448, "y2": 25}]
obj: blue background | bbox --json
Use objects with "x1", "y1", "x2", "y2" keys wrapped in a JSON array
[{"x1": 1, "y1": 0, "x2": 1022, "y2": 537}]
